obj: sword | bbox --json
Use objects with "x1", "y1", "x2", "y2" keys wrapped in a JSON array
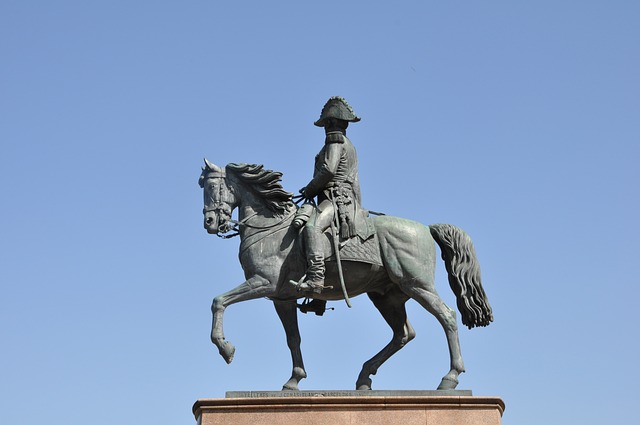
[{"x1": 330, "y1": 204, "x2": 352, "y2": 308}]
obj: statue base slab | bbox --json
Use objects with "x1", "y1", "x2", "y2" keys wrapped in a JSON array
[{"x1": 193, "y1": 392, "x2": 505, "y2": 425}]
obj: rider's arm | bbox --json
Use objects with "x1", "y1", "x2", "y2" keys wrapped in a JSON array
[{"x1": 302, "y1": 141, "x2": 341, "y2": 199}]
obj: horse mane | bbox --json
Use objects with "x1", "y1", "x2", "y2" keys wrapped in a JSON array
[{"x1": 226, "y1": 163, "x2": 294, "y2": 213}]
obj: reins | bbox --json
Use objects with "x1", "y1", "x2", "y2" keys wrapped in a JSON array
[{"x1": 212, "y1": 207, "x2": 296, "y2": 239}]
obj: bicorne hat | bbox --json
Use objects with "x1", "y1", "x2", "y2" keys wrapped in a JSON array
[{"x1": 314, "y1": 96, "x2": 361, "y2": 127}]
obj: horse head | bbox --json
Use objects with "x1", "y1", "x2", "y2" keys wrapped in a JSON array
[
  {"x1": 199, "y1": 161, "x2": 295, "y2": 236},
  {"x1": 198, "y1": 159, "x2": 236, "y2": 235}
]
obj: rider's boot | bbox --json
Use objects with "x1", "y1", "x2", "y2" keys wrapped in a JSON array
[
  {"x1": 302, "y1": 255, "x2": 325, "y2": 293},
  {"x1": 297, "y1": 227, "x2": 325, "y2": 293}
]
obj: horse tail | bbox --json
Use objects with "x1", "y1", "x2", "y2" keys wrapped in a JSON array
[{"x1": 429, "y1": 223, "x2": 493, "y2": 329}]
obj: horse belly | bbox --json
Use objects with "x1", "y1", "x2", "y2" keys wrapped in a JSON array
[{"x1": 316, "y1": 261, "x2": 389, "y2": 301}]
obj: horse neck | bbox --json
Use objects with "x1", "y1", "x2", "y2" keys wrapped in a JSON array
[
  {"x1": 234, "y1": 186, "x2": 294, "y2": 240},
  {"x1": 236, "y1": 190, "x2": 263, "y2": 229},
  {"x1": 234, "y1": 194, "x2": 297, "y2": 264}
]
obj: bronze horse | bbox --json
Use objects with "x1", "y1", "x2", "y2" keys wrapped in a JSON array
[{"x1": 199, "y1": 161, "x2": 492, "y2": 391}]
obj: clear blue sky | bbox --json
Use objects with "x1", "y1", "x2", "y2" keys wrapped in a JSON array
[{"x1": 1, "y1": 2, "x2": 638, "y2": 424}]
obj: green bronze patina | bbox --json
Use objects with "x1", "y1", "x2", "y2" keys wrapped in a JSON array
[{"x1": 198, "y1": 159, "x2": 493, "y2": 391}]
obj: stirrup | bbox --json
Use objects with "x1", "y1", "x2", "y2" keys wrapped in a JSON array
[
  {"x1": 289, "y1": 276, "x2": 330, "y2": 294},
  {"x1": 298, "y1": 280, "x2": 325, "y2": 294}
]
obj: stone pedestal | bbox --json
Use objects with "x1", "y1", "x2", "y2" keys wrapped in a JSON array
[{"x1": 193, "y1": 391, "x2": 505, "y2": 425}]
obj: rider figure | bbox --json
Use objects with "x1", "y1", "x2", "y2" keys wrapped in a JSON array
[{"x1": 297, "y1": 96, "x2": 362, "y2": 293}]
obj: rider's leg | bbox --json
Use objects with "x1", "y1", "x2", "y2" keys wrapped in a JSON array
[{"x1": 299, "y1": 202, "x2": 333, "y2": 292}]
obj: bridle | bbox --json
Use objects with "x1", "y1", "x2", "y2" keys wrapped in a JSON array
[
  {"x1": 203, "y1": 171, "x2": 236, "y2": 238},
  {"x1": 203, "y1": 203, "x2": 236, "y2": 238}
]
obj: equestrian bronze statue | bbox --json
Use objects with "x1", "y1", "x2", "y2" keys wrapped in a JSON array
[
  {"x1": 199, "y1": 168, "x2": 493, "y2": 390},
  {"x1": 198, "y1": 97, "x2": 492, "y2": 391}
]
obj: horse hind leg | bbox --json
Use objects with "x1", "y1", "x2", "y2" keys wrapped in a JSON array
[
  {"x1": 401, "y1": 283, "x2": 465, "y2": 390},
  {"x1": 356, "y1": 287, "x2": 415, "y2": 390}
]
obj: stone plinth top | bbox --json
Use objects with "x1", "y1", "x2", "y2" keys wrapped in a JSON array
[
  {"x1": 226, "y1": 389, "x2": 473, "y2": 398},
  {"x1": 193, "y1": 394, "x2": 505, "y2": 425}
]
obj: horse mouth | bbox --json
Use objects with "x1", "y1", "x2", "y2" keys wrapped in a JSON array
[
  {"x1": 204, "y1": 213, "x2": 220, "y2": 234},
  {"x1": 204, "y1": 220, "x2": 219, "y2": 234}
]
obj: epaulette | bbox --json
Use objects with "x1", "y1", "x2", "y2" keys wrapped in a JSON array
[{"x1": 325, "y1": 132, "x2": 345, "y2": 144}]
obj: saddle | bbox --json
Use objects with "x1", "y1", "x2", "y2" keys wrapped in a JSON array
[{"x1": 321, "y1": 211, "x2": 382, "y2": 267}]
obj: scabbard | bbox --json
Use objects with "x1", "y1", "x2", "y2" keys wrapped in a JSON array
[{"x1": 330, "y1": 194, "x2": 351, "y2": 308}]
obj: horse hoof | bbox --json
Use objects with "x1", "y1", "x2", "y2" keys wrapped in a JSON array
[
  {"x1": 437, "y1": 376, "x2": 458, "y2": 390},
  {"x1": 282, "y1": 382, "x2": 299, "y2": 391},
  {"x1": 356, "y1": 377, "x2": 372, "y2": 390},
  {"x1": 220, "y1": 342, "x2": 236, "y2": 364}
]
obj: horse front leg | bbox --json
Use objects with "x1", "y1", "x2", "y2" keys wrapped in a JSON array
[
  {"x1": 274, "y1": 300, "x2": 307, "y2": 391},
  {"x1": 211, "y1": 275, "x2": 273, "y2": 363}
]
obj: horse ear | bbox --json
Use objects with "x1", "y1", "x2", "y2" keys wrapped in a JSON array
[{"x1": 203, "y1": 158, "x2": 221, "y2": 172}]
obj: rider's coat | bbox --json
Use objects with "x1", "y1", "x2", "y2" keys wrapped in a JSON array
[
  {"x1": 303, "y1": 131, "x2": 373, "y2": 240},
  {"x1": 304, "y1": 131, "x2": 361, "y2": 204}
]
